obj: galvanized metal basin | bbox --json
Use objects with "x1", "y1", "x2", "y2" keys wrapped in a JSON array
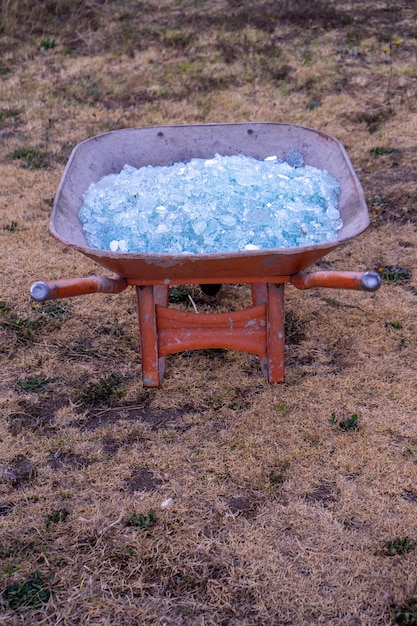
[{"x1": 50, "y1": 122, "x2": 369, "y2": 282}]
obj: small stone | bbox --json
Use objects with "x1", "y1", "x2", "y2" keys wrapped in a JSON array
[
  {"x1": 160, "y1": 497, "x2": 174, "y2": 510},
  {"x1": 286, "y1": 148, "x2": 304, "y2": 168}
]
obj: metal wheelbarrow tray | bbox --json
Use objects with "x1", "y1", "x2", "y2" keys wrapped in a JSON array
[{"x1": 31, "y1": 123, "x2": 380, "y2": 386}]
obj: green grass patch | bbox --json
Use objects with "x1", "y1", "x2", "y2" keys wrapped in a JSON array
[
  {"x1": 385, "y1": 321, "x2": 403, "y2": 330},
  {"x1": 10, "y1": 147, "x2": 48, "y2": 169},
  {"x1": 1, "y1": 571, "x2": 52, "y2": 611},
  {"x1": 46, "y1": 507, "x2": 69, "y2": 528},
  {"x1": 161, "y1": 28, "x2": 194, "y2": 49},
  {"x1": 324, "y1": 297, "x2": 341, "y2": 307},
  {"x1": 0, "y1": 306, "x2": 43, "y2": 343},
  {"x1": 38, "y1": 301, "x2": 72, "y2": 320},
  {"x1": 329, "y1": 413, "x2": 359, "y2": 431},
  {"x1": 18, "y1": 375, "x2": 58, "y2": 394},
  {"x1": 0, "y1": 108, "x2": 21, "y2": 122},
  {"x1": 385, "y1": 536, "x2": 415, "y2": 556},
  {"x1": 96, "y1": 317, "x2": 123, "y2": 338},
  {"x1": 169, "y1": 285, "x2": 191, "y2": 303},
  {"x1": 125, "y1": 509, "x2": 156, "y2": 530},
  {"x1": 77, "y1": 373, "x2": 126, "y2": 407},
  {"x1": 392, "y1": 598, "x2": 417, "y2": 624},
  {"x1": 378, "y1": 265, "x2": 412, "y2": 283},
  {"x1": 40, "y1": 37, "x2": 56, "y2": 50},
  {"x1": 0, "y1": 300, "x2": 72, "y2": 344},
  {"x1": 370, "y1": 146, "x2": 399, "y2": 157},
  {"x1": 1, "y1": 562, "x2": 21, "y2": 577},
  {"x1": 2, "y1": 220, "x2": 18, "y2": 232}
]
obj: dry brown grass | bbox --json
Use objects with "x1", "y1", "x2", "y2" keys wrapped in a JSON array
[{"x1": 1, "y1": 1, "x2": 417, "y2": 624}]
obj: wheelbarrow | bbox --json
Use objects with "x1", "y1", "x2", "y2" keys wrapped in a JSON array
[{"x1": 30, "y1": 123, "x2": 380, "y2": 386}]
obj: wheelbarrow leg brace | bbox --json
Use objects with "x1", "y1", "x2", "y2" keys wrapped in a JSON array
[{"x1": 136, "y1": 281, "x2": 286, "y2": 387}]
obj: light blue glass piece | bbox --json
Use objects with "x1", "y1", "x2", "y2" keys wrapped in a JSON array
[{"x1": 79, "y1": 153, "x2": 342, "y2": 253}]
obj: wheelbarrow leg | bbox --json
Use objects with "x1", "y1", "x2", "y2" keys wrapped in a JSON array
[
  {"x1": 266, "y1": 284, "x2": 285, "y2": 383},
  {"x1": 154, "y1": 285, "x2": 169, "y2": 382},
  {"x1": 251, "y1": 283, "x2": 269, "y2": 378},
  {"x1": 136, "y1": 285, "x2": 168, "y2": 387},
  {"x1": 251, "y1": 283, "x2": 285, "y2": 383}
]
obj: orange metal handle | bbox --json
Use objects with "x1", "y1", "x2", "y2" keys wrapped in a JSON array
[
  {"x1": 290, "y1": 271, "x2": 380, "y2": 292},
  {"x1": 30, "y1": 275, "x2": 128, "y2": 301}
]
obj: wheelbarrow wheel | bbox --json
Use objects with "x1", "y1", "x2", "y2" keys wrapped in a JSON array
[{"x1": 200, "y1": 284, "x2": 222, "y2": 296}]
